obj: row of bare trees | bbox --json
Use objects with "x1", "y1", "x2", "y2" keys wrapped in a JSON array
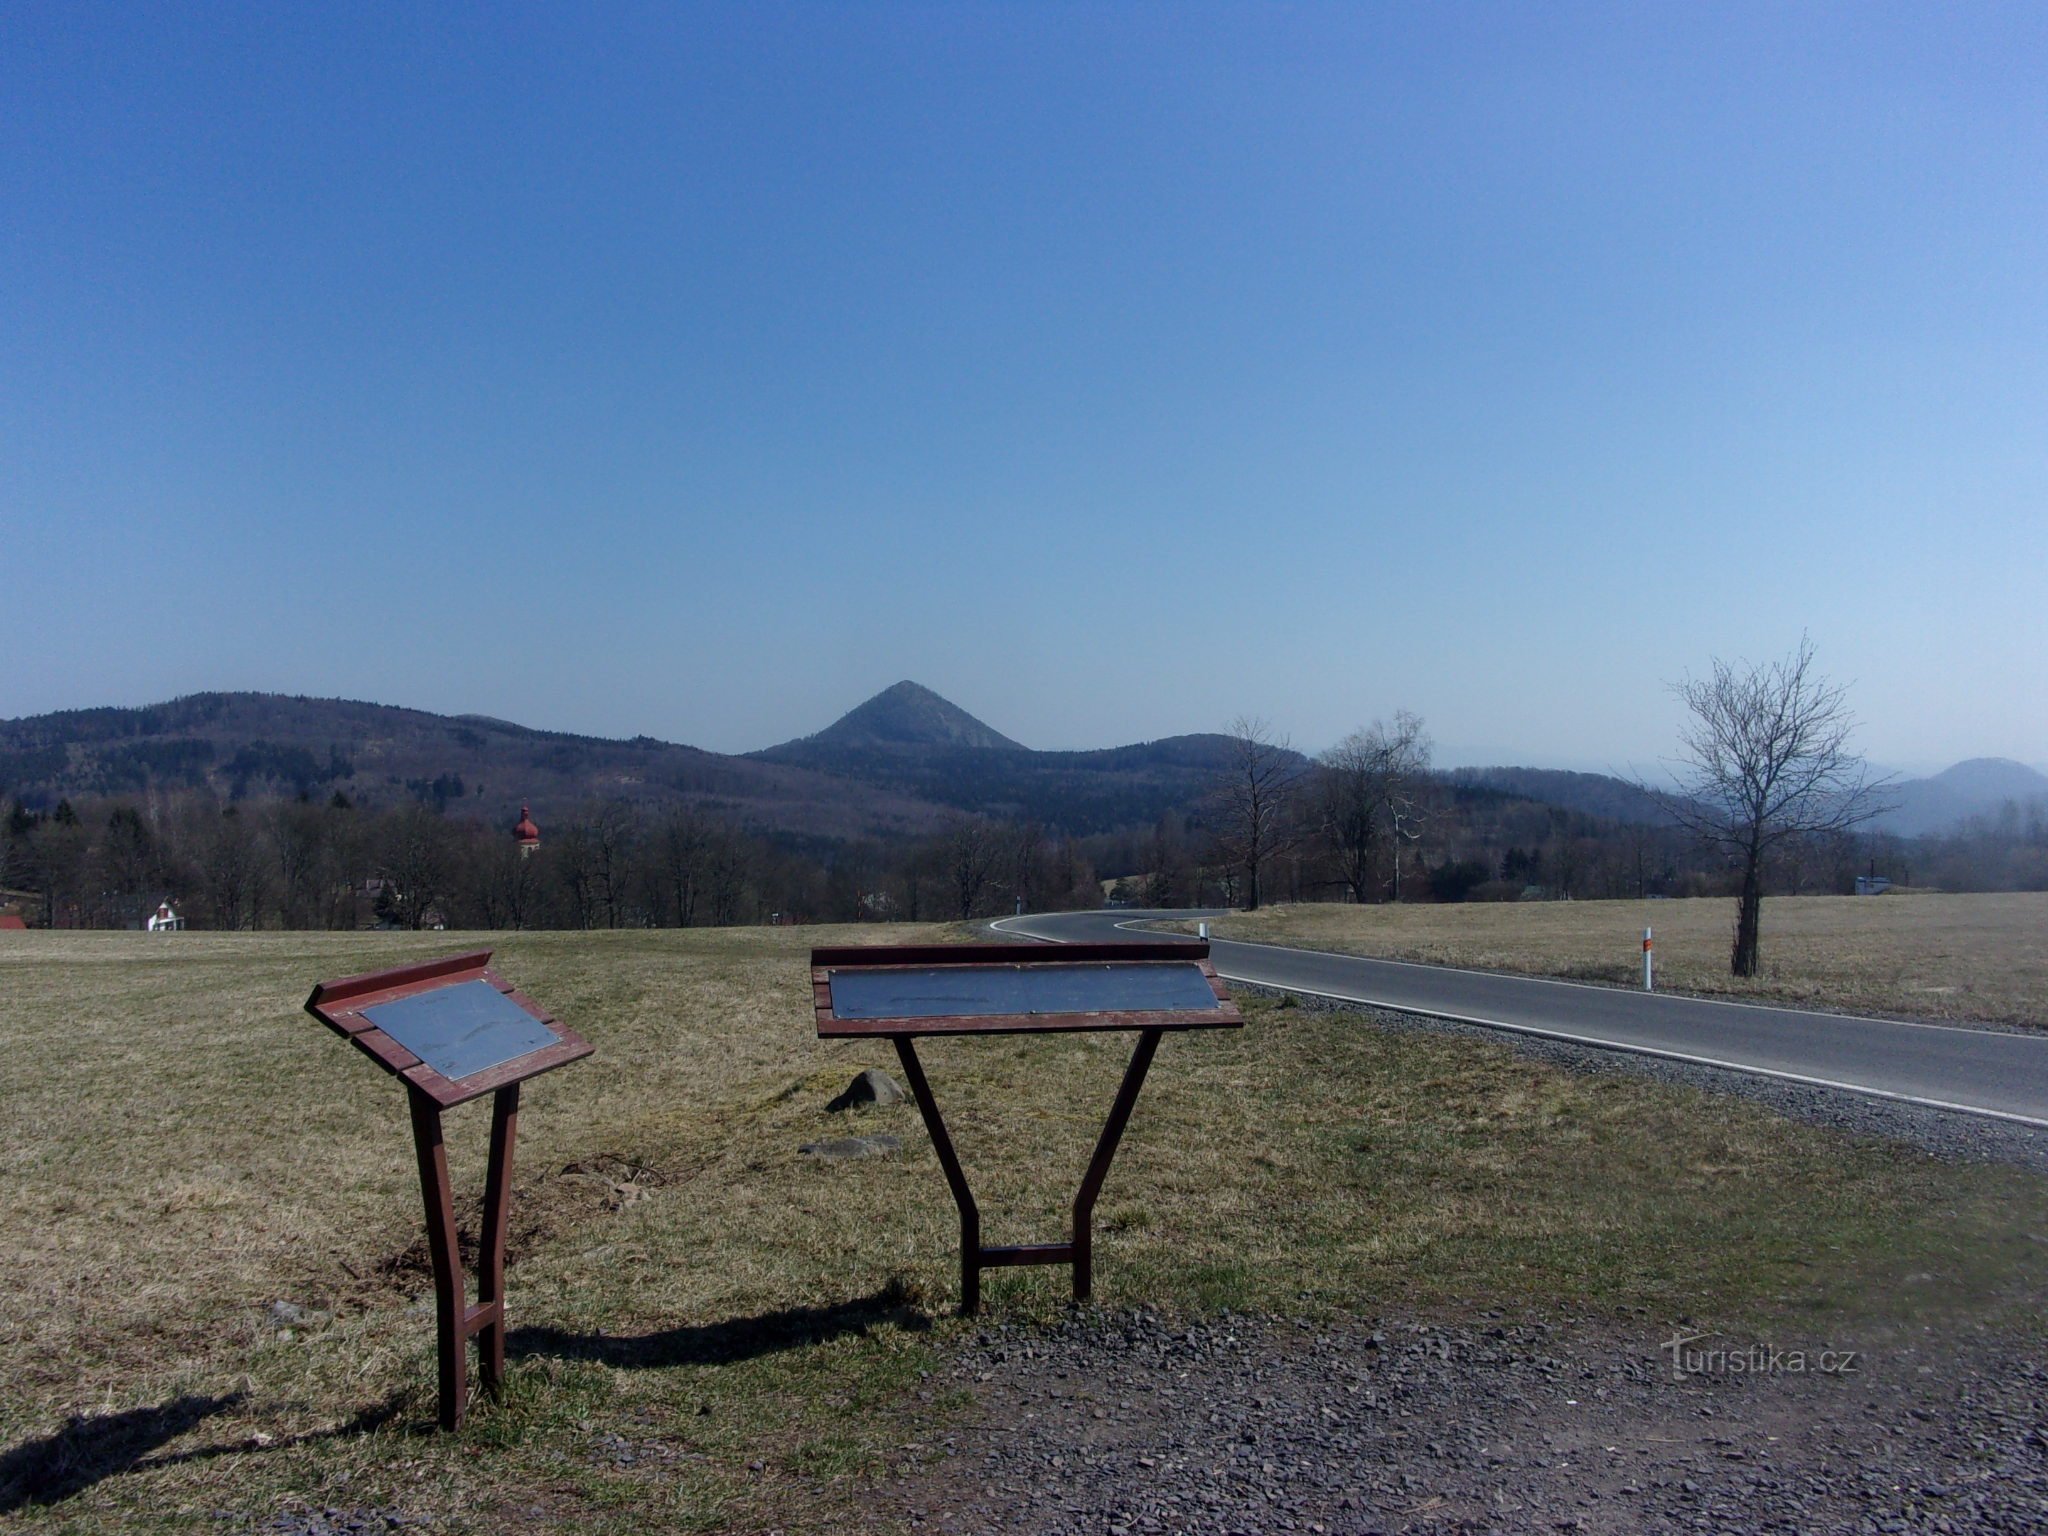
[
  {"x1": 1, "y1": 788, "x2": 1105, "y2": 933},
  {"x1": 1204, "y1": 712, "x2": 1435, "y2": 912},
  {"x1": 1200, "y1": 638, "x2": 1899, "y2": 977}
]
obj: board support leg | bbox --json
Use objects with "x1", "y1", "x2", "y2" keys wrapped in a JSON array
[
  {"x1": 1072, "y1": 1028, "x2": 1162, "y2": 1303},
  {"x1": 893, "y1": 1028, "x2": 1168, "y2": 1314},
  {"x1": 408, "y1": 1086, "x2": 467, "y2": 1431},
  {"x1": 477, "y1": 1083, "x2": 519, "y2": 1400},
  {"x1": 893, "y1": 1035, "x2": 982, "y2": 1315},
  {"x1": 407, "y1": 1081, "x2": 522, "y2": 1430}
]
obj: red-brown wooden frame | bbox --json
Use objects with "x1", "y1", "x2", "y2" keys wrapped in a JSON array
[
  {"x1": 304, "y1": 950, "x2": 592, "y2": 1430},
  {"x1": 811, "y1": 942, "x2": 1241, "y2": 1314}
]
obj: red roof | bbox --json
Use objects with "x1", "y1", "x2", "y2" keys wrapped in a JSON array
[
  {"x1": 513, "y1": 804, "x2": 540, "y2": 844},
  {"x1": 0, "y1": 915, "x2": 28, "y2": 930}
]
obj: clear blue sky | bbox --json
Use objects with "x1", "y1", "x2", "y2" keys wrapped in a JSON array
[{"x1": 5, "y1": 3, "x2": 2044, "y2": 773}]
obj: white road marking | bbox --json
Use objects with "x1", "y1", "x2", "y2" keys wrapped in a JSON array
[{"x1": 988, "y1": 913, "x2": 2048, "y2": 1130}]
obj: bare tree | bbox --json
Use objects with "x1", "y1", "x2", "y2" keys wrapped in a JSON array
[
  {"x1": 1144, "y1": 812, "x2": 1196, "y2": 908},
  {"x1": 1211, "y1": 717, "x2": 1300, "y2": 911},
  {"x1": 657, "y1": 806, "x2": 710, "y2": 927},
  {"x1": 945, "y1": 817, "x2": 1004, "y2": 919},
  {"x1": 706, "y1": 824, "x2": 752, "y2": 925},
  {"x1": 320, "y1": 794, "x2": 367, "y2": 929},
  {"x1": 587, "y1": 799, "x2": 640, "y2": 929},
  {"x1": 1316, "y1": 711, "x2": 1431, "y2": 903},
  {"x1": 265, "y1": 800, "x2": 328, "y2": 928},
  {"x1": 198, "y1": 804, "x2": 267, "y2": 930},
  {"x1": 475, "y1": 832, "x2": 543, "y2": 929},
  {"x1": 379, "y1": 802, "x2": 454, "y2": 931},
  {"x1": 98, "y1": 804, "x2": 161, "y2": 926},
  {"x1": 1646, "y1": 636, "x2": 1893, "y2": 976}
]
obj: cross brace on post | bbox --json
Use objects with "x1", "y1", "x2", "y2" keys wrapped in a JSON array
[{"x1": 891, "y1": 1028, "x2": 1162, "y2": 1315}]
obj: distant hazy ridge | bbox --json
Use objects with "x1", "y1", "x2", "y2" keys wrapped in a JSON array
[{"x1": 4, "y1": 686, "x2": 2037, "y2": 843}]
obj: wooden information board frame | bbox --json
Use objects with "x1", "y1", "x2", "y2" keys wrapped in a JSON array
[
  {"x1": 812, "y1": 941, "x2": 1241, "y2": 1314},
  {"x1": 305, "y1": 951, "x2": 592, "y2": 1429}
]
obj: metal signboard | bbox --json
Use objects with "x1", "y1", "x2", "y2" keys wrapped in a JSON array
[
  {"x1": 305, "y1": 951, "x2": 592, "y2": 1429},
  {"x1": 812, "y1": 941, "x2": 1241, "y2": 1313}
]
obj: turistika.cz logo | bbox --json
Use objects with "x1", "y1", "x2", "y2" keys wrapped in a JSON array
[{"x1": 1661, "y1": 1332, "x2": 1860, "y2": 1382}]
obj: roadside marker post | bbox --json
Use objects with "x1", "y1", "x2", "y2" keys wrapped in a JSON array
[{"x1": 1643, "y1": 927, "x2": 1654, "y2": 992}]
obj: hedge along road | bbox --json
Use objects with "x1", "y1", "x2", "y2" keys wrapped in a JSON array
[{"x1": 988, "y1": 908, "x2": 2048, "y2": 1129}]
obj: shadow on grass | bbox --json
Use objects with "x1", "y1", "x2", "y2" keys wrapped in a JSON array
[
  {"x1": 0, "y1": 1392, "x2": 412, "y2": 1510},
  {"x1": 508, "y1": 1284, "x2": 931, "y2": 1369},
  {"x1": 0, "y1": 1393, "x2": 244, "y2": 1510}
]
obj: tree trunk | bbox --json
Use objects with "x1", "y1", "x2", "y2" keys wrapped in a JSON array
[{"x1": 1731, "y1": 857, "x2": 1763, "y2": 977}]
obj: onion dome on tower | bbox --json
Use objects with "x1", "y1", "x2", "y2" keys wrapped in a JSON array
[{"x1": 513, "y1": 804, "x2": 540, "y2": 855}]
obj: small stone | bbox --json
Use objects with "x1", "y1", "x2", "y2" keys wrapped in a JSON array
[
  {"x1": 799, "y1": 1134, "x2": 903, "y2": 1161},
  {"x1": 827, "y1": 1069, "x2": 906, "y2": 1112}
]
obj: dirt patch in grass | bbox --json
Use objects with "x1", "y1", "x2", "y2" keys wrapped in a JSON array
[
  {"x1": 3, "y1": 925, "x2": 2047, "y2": 1531},
  {"x1": 1205, "y1": 890, "x2": 2048, "y2": 1027}
]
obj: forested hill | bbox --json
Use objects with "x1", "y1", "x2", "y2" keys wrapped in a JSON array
[
  {"x1": 759, "y1": 732, "x2": 1284, "y2": 830},
  {"x1": 0, "y1": 692, "x2": 952, "y2": 843},
  {"x1": 752, "y1": 683, "x2": 1307, "y2": 831},
  {"x1": 2, "y1": 685, "x2": 1314, "y2": 844},
  {"x1": 0, "y1": 688, "x2": 1281, "y2": 842},
  {"x1": 1875, "y1": 759, "x2": 2048, "y2": 837},
  {"x1": 1445, "y1": 767, "x2": 1674, "y2": 826}
]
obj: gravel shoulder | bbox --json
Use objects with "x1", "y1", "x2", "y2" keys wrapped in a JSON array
[{"x1": 885, "y1": 1307, "x2": 2048, "y2": 1535}]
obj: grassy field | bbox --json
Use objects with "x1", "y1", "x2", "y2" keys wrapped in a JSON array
[
  {"x1": 1203, "y1": 891, "x2": 2048, "y2": 1027},
  {"x1": 4, "y1": 925, "x2": 2048, "y2": 1532}
]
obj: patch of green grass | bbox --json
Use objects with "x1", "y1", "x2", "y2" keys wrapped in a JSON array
[{"x1": 2, "y1": 927, "x2": 2046, "y2": 1532}]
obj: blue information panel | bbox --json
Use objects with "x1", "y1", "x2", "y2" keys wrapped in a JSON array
[
  {"x1": 363, "y1": 979, "x2": 561, "y2": 1081},
  {"x1": 829, "y1": 961, "x2": 1223, "y2": 1022}
]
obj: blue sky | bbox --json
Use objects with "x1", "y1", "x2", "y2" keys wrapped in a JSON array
[{"x1": 5, "y1": 3, "x2": 2044, "y2": 773}]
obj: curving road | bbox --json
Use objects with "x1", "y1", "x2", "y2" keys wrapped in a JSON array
[{"x1": 989, "y1": 908, "x2": 2048, "y2": 1128}]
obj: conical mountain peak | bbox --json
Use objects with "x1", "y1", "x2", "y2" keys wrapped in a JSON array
[{"x1": 802, "y1": 682, "x2": 1025, "y2": 752}]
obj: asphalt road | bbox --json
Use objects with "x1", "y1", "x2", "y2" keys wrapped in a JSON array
[{"x1": 989, "y1": 908, "x2": 2048, "y2": 1128}]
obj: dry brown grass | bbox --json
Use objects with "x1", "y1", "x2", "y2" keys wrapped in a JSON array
[
  {"x1": 3, "y1": 924, "x2": 2046, "y2": 1532},
  {"x1": 1206, "y1": 891, "x2": 2048, "y2": 1026}
]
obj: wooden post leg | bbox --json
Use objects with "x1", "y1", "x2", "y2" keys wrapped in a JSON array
[
  {"x1": 1071, "y1": 1029, "x2": 1162, "y2": 1304},
  {"x1": 476, "y1": 1083, "x2": 519, "y2": 1401},
  {"x1": 408, "y1": 1087, "x2": 467, "y2": 1431},
  {"x1": 893, "y1": 1036, "x2": 983, "y2": 1315}
]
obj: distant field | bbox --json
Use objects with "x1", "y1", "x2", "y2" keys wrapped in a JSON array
[
  {"x1": 4, "y1": 926, "x2": 2047, "y2": 1531},
  {"x1": 1205, "y1": 892, "x2": 2048, "y2": 1028}
]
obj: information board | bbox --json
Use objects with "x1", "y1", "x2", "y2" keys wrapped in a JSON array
[
  {"x1": 303, "y1": 950, "x2": 593, "y2": 1430},
  {"x1": 304, "y1": 950, "x2": 591, "y2": 1109},
  {"x1": 810, "y1": 940, "x2": 1241, "y2": 1313},
  {"x1": 827, "y1": 960, "x2": 1225, "y2": 1022},
  {"x1": 363, "y1": 979, "x2": 564, "y2": 1082}
]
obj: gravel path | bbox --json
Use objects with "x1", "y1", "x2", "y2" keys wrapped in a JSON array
[
  {"x1": 1251, "y1": 989, "x2": 2048, "y2": 1173},
  {"x1": 887, "y1": 1307, "x2": 2048, "y2": 1535}
]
